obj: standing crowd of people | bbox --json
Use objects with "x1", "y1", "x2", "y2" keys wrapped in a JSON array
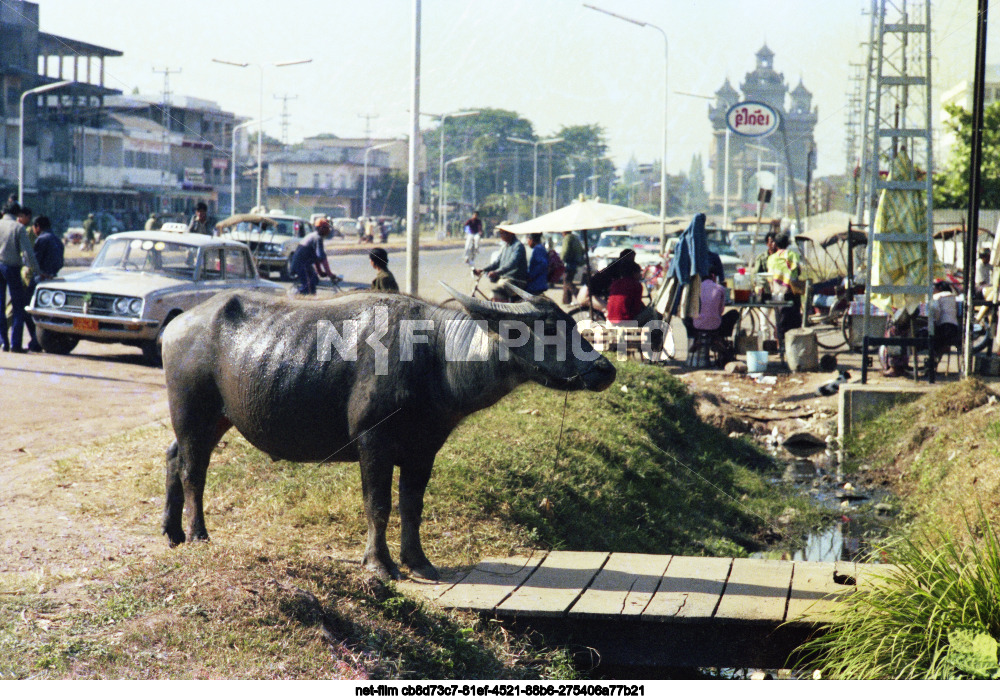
[{"x1": 0, "y1": 199, "x2": 64, "y2": 353}]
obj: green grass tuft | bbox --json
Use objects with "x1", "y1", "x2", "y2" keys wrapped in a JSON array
[{"x1": 796, "y1": 507, "x2": 1000, "y2": 679}]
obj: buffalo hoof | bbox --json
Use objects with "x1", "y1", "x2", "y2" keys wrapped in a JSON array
[
  {"x1": 407, "y1": 562, "x2": 440, "y2": 581},
  {"x1": 164, "y1": 526, "x2": 186, "y2": 547},
  {"x1": 364, "y1": 557, "x2": 401, "y2": 581},
  {"x1": 187, "y1": 529, "x2": 210, "y2": 543}
]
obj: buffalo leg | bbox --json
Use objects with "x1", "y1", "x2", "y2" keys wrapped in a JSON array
[
  {"x1": 398, "y1": 454, "x2": 438, "y2": 580},
  {"x1": 163, "y1": 409, "x2": 230, "y2": 545},
  {"x1": 358, "y1": 436, "x2": 400, "y2": 580},
  {"x1": 163, "y1": 439, "x2": 186, "y2": 545}
]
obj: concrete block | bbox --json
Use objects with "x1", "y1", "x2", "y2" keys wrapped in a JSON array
[{"x1": 838, "y1": 384, "x2": 935, "y2": 441}]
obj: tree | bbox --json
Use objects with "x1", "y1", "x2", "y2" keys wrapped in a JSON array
[
  {"x1": 933, "y1": 102, "x2": 1000, "y2": 209},
  {"x1": 369, "y1": 171, "x2": 408, "y2": 219},
  {"x1": 549, "y1": 124, "x2": 615, "y2": 205},
  {"x1": 423, "y1": 108, "x2": 536, "y2": 212}
]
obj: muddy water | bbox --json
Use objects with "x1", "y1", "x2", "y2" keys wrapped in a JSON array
[{"x1": 755, "y1": 440, "x2": 894, "y2": 563}]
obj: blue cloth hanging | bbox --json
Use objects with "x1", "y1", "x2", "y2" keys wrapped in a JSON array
[{"x1": 666, "y1": 213, "x2": 710, "y2": 285}]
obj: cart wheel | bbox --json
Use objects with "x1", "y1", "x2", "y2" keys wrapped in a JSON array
[
  {"x1": 814, "y1": 312, "x2": 849, "y2": 350},
  {"x1": 569, "y1": 305, "x2": 606, "y2": 325}
]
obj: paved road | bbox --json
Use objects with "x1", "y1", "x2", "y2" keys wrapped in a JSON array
[{"x1": 324, "y1": 244, "x2": 496, "y2": 302}]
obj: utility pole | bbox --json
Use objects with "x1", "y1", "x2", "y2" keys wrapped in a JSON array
[
  {"x1": 358, "y1": 112, "x2": 379, "y2": 143},
  {"x1": 152, "y1": 66, "x2": 180, "y2": 189},
  {"x1": 273, "y1": 93, "x2": 298, "y2": 147}
]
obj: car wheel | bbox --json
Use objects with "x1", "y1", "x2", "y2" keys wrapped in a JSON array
[
  {"x1": 142, "y1": 313, "x2": 179, "y2": 367},
  {"x1": 279, "y1": 254, "x2": 296, "y2": 282},
  {"x1": 37, "y1": 327, "x2": 79, "y2": 355}
]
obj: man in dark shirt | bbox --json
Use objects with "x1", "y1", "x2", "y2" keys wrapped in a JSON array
[
  {"x1": 32, "y1": 215, "x2": 63, "y2": 280},
  {"x1": 22, "y1": 215, "x2": 63, "y2": 352},
  {"x1": 369, "y1": 247, "x2": 399, "y2": 292},
  {"x1": 290, "y1": 218, "x2": 334, "y2": 294},
  {"x1": 188, "y1": 202, "x2": 215, "y2": 235}
]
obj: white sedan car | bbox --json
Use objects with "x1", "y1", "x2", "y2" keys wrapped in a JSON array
[
  {"x1": 28, "y1": 231, "x2": 283, "y2": 364},
  {"x1": 589, "y1": 232, "x2": 662, "y2": 270}
]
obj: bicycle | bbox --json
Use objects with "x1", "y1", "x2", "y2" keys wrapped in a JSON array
[{"x1": 440, "y1": 270, "x2": 493, "y2": 309}]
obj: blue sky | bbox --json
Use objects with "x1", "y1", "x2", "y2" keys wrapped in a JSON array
[{"x1": 27, "y1": 0, "x2": 994, "y2": 177}]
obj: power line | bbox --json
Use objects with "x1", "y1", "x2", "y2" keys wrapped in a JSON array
[
  {"x1": 152, "y1": 66, "x2": 181, "y2": 182},
  {"x1": 273, "y1": 93, "x2": 298, "y2": 146}
]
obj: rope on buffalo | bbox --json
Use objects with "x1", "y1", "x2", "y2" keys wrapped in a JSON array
[
  {"x1": 551, "y1": 390, "x2": 570, "y2": 470},
  {"x1": 465, "y1": 391, "x2": 571, "y2": 578}
]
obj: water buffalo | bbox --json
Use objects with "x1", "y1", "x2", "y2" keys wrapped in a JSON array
[{"x1": 161, "y1": 285, "x2": 616, "y2": 580}]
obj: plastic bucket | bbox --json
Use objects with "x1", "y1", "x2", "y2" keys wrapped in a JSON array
[{"x1": 746, "y1": 350, "x2": 769, "y2": 373}]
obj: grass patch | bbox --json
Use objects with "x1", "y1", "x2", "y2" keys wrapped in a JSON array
[
  {"x1": 797, "y1": 510, "x2": 1000, "y2": 679},
  {"x1": 801, "y1": 378, "x2": 1000, "y2": 678},
  {"x1": 842, "y1": 378, "x2": 1000, "y2": 542},
  {"x1": 2, "y1": 359, "x2": 809, "y2": 678}
]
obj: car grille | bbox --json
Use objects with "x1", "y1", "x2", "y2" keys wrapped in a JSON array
[{"x1": 61, "y1": 292, "x2": 118, "y2": 316}]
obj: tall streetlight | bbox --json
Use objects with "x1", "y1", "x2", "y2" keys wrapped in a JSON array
[
  {"x1": 442, "y1": 155, "x2": 471, "y2": 236},
  {"x1": 677, "y1": 90, "x2": 732, "y2": 228},
  {"x1": 554, "y1": 173, "x2": 574, "y2": 208},
  {"x1": 421, "y1": 110, "x2": 479, "y2": 234},
  {"x1": 585, "y1": 4, "x2": 667, "y2": 239},
  {"x1": 19, "y1": 80, "x2": 73, "y2": 204},
  {"x1": 212, "y1": 58, "x2": 312, "y2": 212},
  {"x1": 229, "y1": 118, "x2": 270, "y2": 217},
  {"x1": 507, "y1": 136, "x2": 564, "y2": 218},
  {"x1": 363, "y1": 142, "x2": 394, "y2": 219}
]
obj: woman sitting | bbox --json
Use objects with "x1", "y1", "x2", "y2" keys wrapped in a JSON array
[{"x1": 606, "y1": 250, "x2": 658, "y2": 326}]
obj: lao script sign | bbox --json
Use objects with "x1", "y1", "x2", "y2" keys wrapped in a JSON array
[{"x1": 726, "y1": 101, "x2": 780, "y2": 137}]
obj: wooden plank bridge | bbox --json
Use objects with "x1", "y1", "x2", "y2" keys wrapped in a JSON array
[{"x1": 398, "y1": 551, "x2": 892, "y2": 669}]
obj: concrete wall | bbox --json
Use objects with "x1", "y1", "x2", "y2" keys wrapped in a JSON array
[{"x1": 837, "y1": 384, "x2": 936, "y2": 442}]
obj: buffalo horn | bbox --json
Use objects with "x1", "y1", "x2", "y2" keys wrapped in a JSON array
[
  {"x1": 439, "y1": 282, "x2": 543, "y2": 319},
  {"x1": 501, "y1": 280, "x2": 544, "y2": 304}
]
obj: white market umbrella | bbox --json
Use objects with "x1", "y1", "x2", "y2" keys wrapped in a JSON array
[{"x1": 499, "y1": 197, "x2": 661, "y2": 234}]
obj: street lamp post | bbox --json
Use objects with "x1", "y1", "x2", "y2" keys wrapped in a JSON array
[
  {"x1": 19, "y1": 80, "x2": 73, "y2": 204},
  {"x1": 230, "y1": 118, "x2": 264, "y2": 216},
  {"x1": 363, "y1": 142, "x2": 394, "y2": 219},
  {"x1": 554, "y1": 173, "x2": 574, "y2": 208},
  {"x1": 442, "y1": 155, "x2": 471, "y2": 236},
  {"x1": 508, "y1": 136, "x2": 564, "y2": 218},
  {"x1": 421, "y1": 110, "x2": 479, "y2": 235},
  {"x1": 213, "y1": 58, "x2": 311, "y2": 212},
  {"x1": 677, "y1": 91, "x2": 732, "y2": 228},
  {"x1": 585, "y1": 4, "x2": 667, "y2": 239}
]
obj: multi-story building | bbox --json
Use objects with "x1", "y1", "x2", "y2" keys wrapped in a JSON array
[
  {"x1": 3, "y1": 1, "x2": 246, "y2": 232},
  {"x1": 707, "y1": 45, "x2": 818, "y2": 220},
  {"x1": 265, "y1": 136, "x2": 423, "y2": 219},
  {"x1": 104, "y1": 94, "x2": 245, "y2": 217}
]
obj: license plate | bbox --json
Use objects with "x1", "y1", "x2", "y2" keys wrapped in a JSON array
[{"x1": 72, "y1": 317, "x2": 99, "y2": 332}]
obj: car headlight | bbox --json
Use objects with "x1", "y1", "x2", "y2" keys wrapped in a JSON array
[
  {"x1": 128, "y1": 299, "x2": 142, "y2": 316},
  {"x1": 51, "y1": 291, "x2": 65, "y2": 308},
  {"x1": 38, "y1": 289, "x2": 53, "y2": 306},
  {"x1": 114, "y1": 297, "x2": 130, "y2": 315}
]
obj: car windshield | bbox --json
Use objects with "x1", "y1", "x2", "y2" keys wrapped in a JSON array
[
  {"x1": 92, "y1": 238, "x2": 199, "y2": 280},
  {"x1": 596, "y1": 234, "x2": 636, "y2": 248},
  {"x1": 707, "y1": 239, "x2": 739, "y2": 257}
]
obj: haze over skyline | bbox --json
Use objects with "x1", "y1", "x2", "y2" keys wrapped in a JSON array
[{"x1": 25, "y1": 0, "x2": 998, "y2": 180}]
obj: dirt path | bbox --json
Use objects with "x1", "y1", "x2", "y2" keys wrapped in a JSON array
[{"x1": 0, "y1": 342, "x2": 168, "y2": 585}]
